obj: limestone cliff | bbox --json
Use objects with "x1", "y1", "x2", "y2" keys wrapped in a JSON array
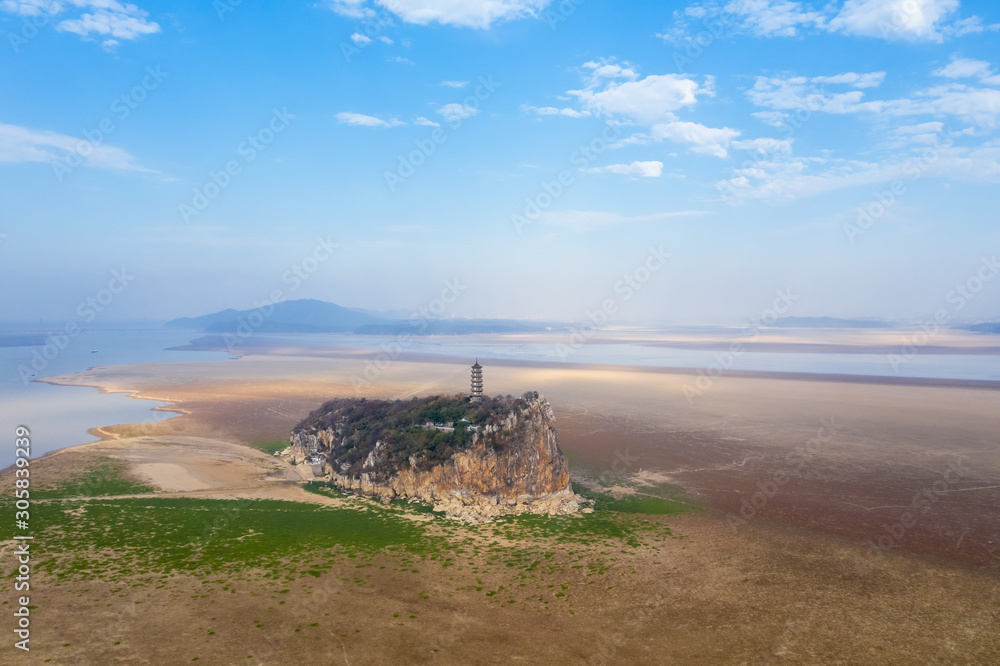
[{"x1": 289, "y1": 392, "x2": 580, "y2": 520}]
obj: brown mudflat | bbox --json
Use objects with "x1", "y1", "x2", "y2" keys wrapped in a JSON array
[{"x1": 10, "y1": 351, "x2": 998, "y2": 663}]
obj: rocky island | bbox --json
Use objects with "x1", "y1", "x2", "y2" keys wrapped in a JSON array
[{"x1": 288, "y1": 392, "x2": 583, "y2": 521}]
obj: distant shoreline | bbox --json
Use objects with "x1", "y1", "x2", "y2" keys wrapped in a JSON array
[
  {"x1": 168, "y1": 332, "x2": 1000, "y2": 356},
  {"x1": 168, "y1": 336, "x2": 1000, "y2": 391}
]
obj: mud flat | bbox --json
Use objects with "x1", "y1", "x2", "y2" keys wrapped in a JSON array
[
  {"x1": 9, "y1": 350, "x2": 997, "y2": 663},
  {"x1": 42, "y1": 353, "x2": 1000, "y2": 570}
]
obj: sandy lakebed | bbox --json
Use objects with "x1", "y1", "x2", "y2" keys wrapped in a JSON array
[{"x1": 4, "y1": 345, "x2": 999, "y2": 664}]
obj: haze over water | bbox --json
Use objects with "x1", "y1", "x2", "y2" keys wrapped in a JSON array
[{"x1": 0, "y1": 328, "x2": 229, "y2": 467}]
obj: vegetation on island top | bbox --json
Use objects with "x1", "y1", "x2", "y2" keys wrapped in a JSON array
[{"x1": 292, "y1": 392, "x2": 542, "y2": 473}]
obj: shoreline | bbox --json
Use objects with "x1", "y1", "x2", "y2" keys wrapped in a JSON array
[
  {"x1": 0, "y1": 376, "x2": 191, "y2": 475},
  {"x1": 169, "y1": 340, "x2": 1000, "y2": 390}
]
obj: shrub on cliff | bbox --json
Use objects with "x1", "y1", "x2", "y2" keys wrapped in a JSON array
[{"x1": 292, "y1": 393, "x2": 541, "y2": 476}]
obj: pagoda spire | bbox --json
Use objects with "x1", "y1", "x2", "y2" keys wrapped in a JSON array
[{"x1": 470, "y1": 359, "x2": 483, "y2": 401}]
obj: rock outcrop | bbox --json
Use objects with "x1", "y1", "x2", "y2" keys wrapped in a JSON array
[{"x1": 289, "y1": 392, "x2": 581, "y2": 521}]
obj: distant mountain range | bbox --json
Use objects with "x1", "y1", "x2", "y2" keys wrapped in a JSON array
[
  {"x1": 166, "y1": 300, "x2": 381, "y2": 333},
  {"x1": 165, "y1": 299, "x2": 554, "y2": 335},
  {"x1": 773, "y1": 317, "x2": 891, "y2": 329},
  {"x1": 958, "y1": 322, "x2": 1000, "y2": 334}
]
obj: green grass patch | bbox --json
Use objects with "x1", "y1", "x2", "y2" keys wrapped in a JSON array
[
  {"x1": 26, "y1": 497, "x2": 437, "y2": 580},
  {"x1": 21, "y1": 479, "x2": 683, "y2": 587},
  {"x1": 32, "y1": 457, "x2": 157, "y2": 499},
  {"x1": 572, "y1": 482, "x2": 689, "y2": 516},
  {"x1": 250, "y1": 439, "x2": 290, "y2": 455}
]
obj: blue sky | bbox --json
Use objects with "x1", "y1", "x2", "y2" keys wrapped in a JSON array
[{"x1": 1, "y1": 0, "x2": 999, "y2": 324}]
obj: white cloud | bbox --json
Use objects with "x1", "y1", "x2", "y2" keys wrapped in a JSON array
[
  {"x1": 583, "y1": 161, "x2": 664, "y2": 177},
  {"x1": 538, "y1": 209, "x2": 703, "y2": 231},
  {"x1": 0, "y1": 0, "x2": 160, "y2": 47},
  {"x1": 335, "y1": 112, "x2": 405, "y2": 127},
  {"x1": 0, "y1": 0, "x2": 62, "y2": 17},
  {"x1": 718, "y1": 137, "x2": 1000, "y2": 202},
  {"x1": 378, "y1": 35, "x2": 393, "y2": 43},
  {"x1": 943, "y1": 15, "x2": 1000, "y2": 37},
  {"x1": 436, "y1": 103, "x2": 479, "y2": 122},
  {"x1": 529, "y1": 61, "x2": 731, "y2": 158},
  {"x1": 748, "y1": 69, "x2": 1000, "y2": 126},
  {"x1": 649, "y1": 120, "x2": 741, "y2": 158},
  {"x1": 326, "y1": 0, "x2": 374, "y2": 19},
  {"x1": 723, "y1": 0, "x2": 827, "y2": 37},
  {"x1": 414, "y1": 116, "x2": 440, "y2": 127},
  {"x1": 571, "y1": 73, "x2": 709, "y2": 123},
  {"x1": 879, "y1": 84, "x2": 1000, "y2": 127},
  {"x1": 0, "y1": 120, "x2": 151, "y2": 172},
  {"x1": 582, "y1": 60, "x2": 640, "y2": 83},
  {"x1": 813, "y1": 71, "x2": 886, "y2": 88},
  {"x1": 717, "y1": 156, "x2": 892, "y2": 201},
  {"x1": 389, "y1": 56, "x2": 415, "y2": 65},
  {"x1": 667, "y1": 0, "x2": 989, "y2": 43},
  {"x1": 328, "y1": 0, "x2": 551, "y2": 29},
  {"x1": 753, "y1": 110, "x2": 790, "y2": 126},
  {"x1": 731, "y1": 137, "x2": 793, "y2": 154},
  {"x1": 747, "y1": 71, "x2": 887, "y2": 114},
  {"x1": 522, "y1": 105, "x2": 589, "y2": 118},
  {"x1": 934, "y1": 57, "x2": 990, "y2": 79},
  {"x1": 930, "y1": 139, "x2": 1000, "y2": 182},
  {"x1": 889, "y1": 121, "x2": 945, "y2": 145},
  {"x1": 828, "y1": 0, "x2": 959, "y2": 42},
  {"x1": 895, "y1": 121, "x2": 944, "y2": 134},
  {"x1": 56, "y1": 1, "x2": 160, "y2": 44},
  {"x1": 441, "y1": 80, "x2": 469, "y2": 88},
  {"x1": 350, "y1": 32, "x2": 372, "y2": 44},
  {"x1": 933, "y1": 56, "x2": 1000, "y2": 86}
]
